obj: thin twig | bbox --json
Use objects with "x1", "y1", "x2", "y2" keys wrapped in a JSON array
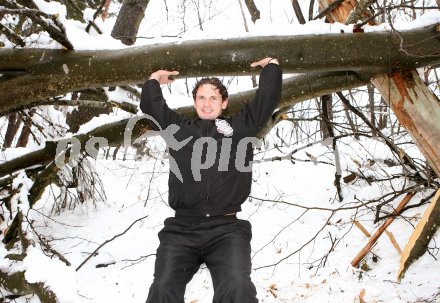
[{"x1": 76, "y1": 215, "x2": 148, "y2": 271}]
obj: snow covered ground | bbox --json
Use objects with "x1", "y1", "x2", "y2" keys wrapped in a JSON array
[{"x1": 9, "y1": 142, "x2": 439, "y2": 303}]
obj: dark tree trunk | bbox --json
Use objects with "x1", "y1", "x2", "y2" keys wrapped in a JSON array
[
  {"x1": 377, "y1": 98, "x2": 388, "y2": 130},
  {"x1": 16, "y1": 110, "x2": 34, "y2": 147},
  {"x1": 367, "y1": 84, "x2": 377, "y2": 135},
  {"x1": 291, "y1": 0, "x2": 306, "y2": 24},
  {"x1": 321, "y1": 94, "x2": 343, "y2": 201},
  {"x1": 244, "y1": 0, "x2": 260, "y2": 23},
  {"x1": 320, "y1": 94, "x2": 333, "y2": 140},
  {"x1": 3, "y1": 113, "x2": 21, "y2": 148},
  {"x1": 308, "y1": 0, "x2": 316, "y2": 21},
  {"x1": 111, "y1": 0, "x2": 150, "y2": 45}
]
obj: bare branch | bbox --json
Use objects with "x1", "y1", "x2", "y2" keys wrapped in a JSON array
[
  {"x1": 0, "y1": 6, "x2": 74, "y2": 49},
  {"x1": 76, "y1": 215, "x2": 149, "y2": 271},
  {"x1": 0, "y1": 23, "x2": 25, "y2": 47}
]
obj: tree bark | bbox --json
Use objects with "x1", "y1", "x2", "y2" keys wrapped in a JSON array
[
  {"x1": 371, "y1": 71, "x2": 440, "y2": 178},
  {"x1": 320, "y1": 94, "x2": 333, "y2": 140},
  {"x1": 3, "y1": 113, "x2": 21, "y2": 148},
  {"x1": 16, "y1": 110, "x2": 34, "y2": 147},
  {"x1": 66, "y1": 89, "x2": 110, "y2": 133},
  {"x1": 1, "y1": 25, "x2": 439, "y2": 114},
  {"x1": 111, "y1": 0, "x2": 150, "y2": 45},
  {"x1": 243, "y1": 0, "x2": 260, "y2": 23},
  {"x1": 367, "y1": 84, "x2": 376, "y2": 134},
  {"x1": 291, "y1": 0, "x2": 306, "y2": 24}
]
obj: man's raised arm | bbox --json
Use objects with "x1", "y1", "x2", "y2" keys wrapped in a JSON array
[
  {"x1": 140, "y1": 70, "x2": 182, "y2": 130},
  {"x1": 234, "y1": 57, "x2": 282, "y2": 135}
]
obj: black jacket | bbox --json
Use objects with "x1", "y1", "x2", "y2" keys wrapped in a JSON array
[{"x1": 140, "y1": 64, "x2": 282, "y2": 217}]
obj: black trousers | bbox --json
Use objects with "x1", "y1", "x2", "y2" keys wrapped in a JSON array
[{"x1": 145, "y1": 215, "x2": 258, "y2": 303}]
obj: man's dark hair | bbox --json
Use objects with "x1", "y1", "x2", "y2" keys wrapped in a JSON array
[{"x1": 192, "y1": 77, "x2": 228, "y2": 101}]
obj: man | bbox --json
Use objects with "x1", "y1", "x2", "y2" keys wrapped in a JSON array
[{"x1": 140, "y1": 57, "x2": 282, "y2": 303}]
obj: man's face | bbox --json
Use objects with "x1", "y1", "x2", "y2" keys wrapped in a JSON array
[{"x1": 194, "y1": 84, "x2": 228, "y2": 120}]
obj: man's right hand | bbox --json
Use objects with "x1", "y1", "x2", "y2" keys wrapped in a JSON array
[{"x1": 149, "y1": 70, "x2": 179, "y2": 84}]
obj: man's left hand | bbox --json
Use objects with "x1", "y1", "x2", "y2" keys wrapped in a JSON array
[{"x1": 250, "y1": 57, "x2": 279, "y2": 68}]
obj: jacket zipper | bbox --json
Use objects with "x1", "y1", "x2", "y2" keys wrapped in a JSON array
[{"x1": 205, "y1": 121, "x2": 210, "y2": 217}]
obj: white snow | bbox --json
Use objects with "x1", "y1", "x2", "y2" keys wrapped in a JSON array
[
  {"x1": 24, "y1": 246, "x2": 81, "y2": 303},
  {"x1": 1, "y1": 0, "x2": 439, "y2": 302}
]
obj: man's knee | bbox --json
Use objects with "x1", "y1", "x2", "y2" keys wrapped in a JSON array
[
  {"x1": 146, "y1": 275, "x2": 185, "y2": 303},
  {"x1": 213, "y1": 271, "x2": 257, "y2": 302},
  {"x1": 152, "y1": 276, "x2": 174, "y2": 289}
]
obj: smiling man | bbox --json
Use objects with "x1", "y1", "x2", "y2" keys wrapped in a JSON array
[
  {"x1": 192, "y1": 77, "x2": 229, "y2": 120},
  {"x1": 140, "y1": 57, "x2": 282, "y2": 303}
]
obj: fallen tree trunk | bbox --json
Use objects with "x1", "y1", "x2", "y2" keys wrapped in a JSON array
[{"x1": 0, "y1": 24, "x2": 439, "y2": 113}]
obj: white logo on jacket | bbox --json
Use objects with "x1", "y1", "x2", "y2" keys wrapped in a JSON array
[{"x1": 215, "y1": 118, "x2": 233, "y2": 136}]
